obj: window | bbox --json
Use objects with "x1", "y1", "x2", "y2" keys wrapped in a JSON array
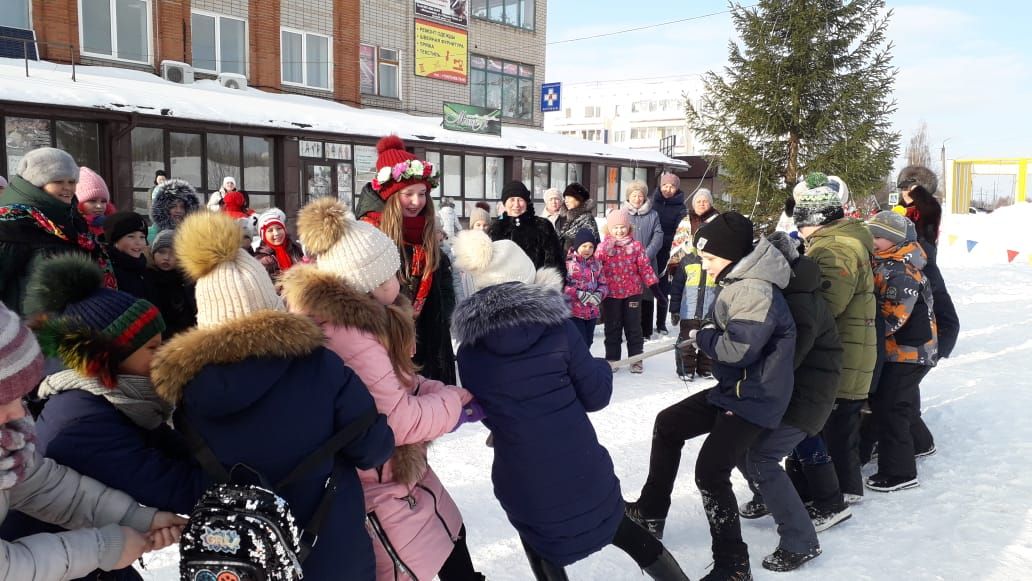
[
  {"x1": 243, "y1": 137, "x2": 273, "y2": 192},
  {"x1": 443, "y1": 155, "x2": 462, "y2": 198},
  {"x1": 281, "y1": 29, "x2": 331, "y2": 90},
  {"x1": 1, "y1": 0, "x2": 30, "y2": 28},
  {"x1": 472, "y1": 0, "x2": 534, "y2": 30},
  {"x1": 4, "y1": 117, "x2": 98, "y2": 179},
  {"x1": 80, "y1": 0, "x2": 151, "y2": 63},
  {"x1": 206, "y1": 133, "x2": 241, "y2": 191},
  {"x1": 470, "y1": 55, "x2": 533, "y2": 120},
  {"x1": 170, "y1": 132, "x2": 202, "y2": 187},
  {"x1": 584, "y1": 106, "x2": 600, "y2": 118},
  {"x1": 130, "y1": 126, "x2": 163, "y2": 213},
  {"x1": 359, "y1": 44, "x2": 400, "y2": 99},
  {"x1": 55, "y1": 121, "x2": 99, "y2": 172},
  {"x1": 191, "y1": 12, "x2": 247, "y2": 75}
]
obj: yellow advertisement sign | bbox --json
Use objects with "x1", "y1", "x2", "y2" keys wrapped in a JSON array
[{"x1": 415, "y1": 19, "x2": 468, "y2": 84}]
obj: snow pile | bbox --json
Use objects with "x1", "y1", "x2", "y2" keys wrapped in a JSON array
[{"x1": 939, "y1": 202, "x2": 1032, "y2": 266}]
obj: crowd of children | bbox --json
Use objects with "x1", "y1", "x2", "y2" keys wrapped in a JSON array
[{"x1": 0, "y1": 141, "x2": 957, "y2": 581}]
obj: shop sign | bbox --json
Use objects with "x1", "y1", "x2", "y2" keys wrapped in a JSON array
[
  {"x1": 415, "y1": 19, "x2": 468, "y2": 84},
  {"x1": 442, "y1": 102, "x2": 501, "y2": 136}
]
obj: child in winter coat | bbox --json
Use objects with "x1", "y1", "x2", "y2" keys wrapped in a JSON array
[
  {"x1": 281, "y1": 198, "x2": 485, "y2": 581},
  {"x1": 0, "y1": 301, "x2": 186, "y2": 581},
  {"x1": 254, "y1": 208, "x2": 305, "y2": 280},
  {"x1": 150, "y1": 211, "x2": 396, "y2": 581},
  {"x1": 864, "y1": 211, "x2": 938, "y2": 493},
  {"x1": 75, "y1": 167, "x2": 115, "y2": 238},
  {"x1": 596, "y1": 209, "x2": 659, "y2": 372},
  {"x1": 669, "y1": 232, "x2": 718, "y2": 381},
  {"x1": 468, "y1": 205, "x2": 491, "y2": 232},
  {"x1": 563, "y1": 228, "x2": 608, "y2": 347},
  {"x1": 103, "y1": 211, "x2": 153, "y2": 300},
  {"x1": 627, "y1": 212, "x2": 796, "y2": 581},
  {"x1": 451, "y1": 230, "x2": 689, "y2": 581},
  {"x1": 148, "y1": 178, "x2": 200, "y2": 243},
  {"x1": 146, "y1": 230, "x2": 196, "y2": 336}
]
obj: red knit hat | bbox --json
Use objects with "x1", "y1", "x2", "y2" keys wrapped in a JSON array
[{"x1": 372, "y1": 135, "x2": 438, "y2": 201}]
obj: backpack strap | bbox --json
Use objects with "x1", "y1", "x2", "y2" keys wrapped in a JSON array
[{"x1": 173, "y1": 407, "x2": 232, "y2": 483}]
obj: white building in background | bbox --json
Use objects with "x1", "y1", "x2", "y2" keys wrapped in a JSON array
[{"x1": 543, "y1": 76, "x2": 707, "y2": 157}]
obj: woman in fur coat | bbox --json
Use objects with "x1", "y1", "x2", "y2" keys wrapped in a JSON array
[
  {"x1": 151, "y1": 211, "x2": 395, "y2": 581},
  {"x1": 554, "y1": 183, "x2": 599, "y2": 254},
  {"x1": 450, "y1": 230, "x2": 688, "y2": 581},
  {"x1": 281, "y1": 198, "x2": 484, "y2": 581}
]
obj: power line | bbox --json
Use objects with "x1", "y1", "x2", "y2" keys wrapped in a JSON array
[{"x1": 546, "y1": 6, "x2": 755, "y2": 45}]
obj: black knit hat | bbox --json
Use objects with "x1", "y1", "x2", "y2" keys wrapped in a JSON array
[
  {"x1": 500, "y1": 181, "x2": 532, "y2": 204},
  {"x1": 103, "y1": 211, "x2": 148, "y2": 244},
  {"x1": 693, "y1": 211, "x2": 755, "y2": 263},
  {"x1": 563, "y1": 183, "x2": 590, "y2": 203},
  {"x1": 572, "y1": 228, "x2": 597, "y2": 249}
]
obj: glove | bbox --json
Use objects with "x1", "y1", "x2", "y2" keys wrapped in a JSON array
[
  {"x1": 577, "y1": 290, "x2": 591, "y2": 305},
  {"x1": 585, "y1": 292, "x2": 602, "y2": 307},
  {"x1": 451, "y1": 401, "x2": 486, "y2": 432},
  {"x1": 671, "y1": 314, "x2": 680, "y2": 326}
]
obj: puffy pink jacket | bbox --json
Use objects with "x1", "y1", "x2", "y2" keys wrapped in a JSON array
[{"x1": 596, "y1": 236, "x2": 659, "y2": 299}]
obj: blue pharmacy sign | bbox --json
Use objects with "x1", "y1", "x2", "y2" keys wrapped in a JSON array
[{"x1": 540, "y1": 82, "x2": 562, "y2": 113}]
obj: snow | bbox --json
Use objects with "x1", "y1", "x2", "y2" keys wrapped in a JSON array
[
  {"x1": 0, "y1": 58, "x2": 687, "y2": 167},
  {"x1": 133, "y1": 204, "x2": 1032, "y2": 579}
]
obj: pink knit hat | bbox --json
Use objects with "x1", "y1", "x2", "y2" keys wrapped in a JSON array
[
  {"x1": 75, "y1": 167, "x2": 110, "y2": 203},
  {"x1": 0, "y1": 302, "x2": 43, "y2": 405},
  {"x1": 607, "y1": 208, "x2": 631, "y2": 229}
]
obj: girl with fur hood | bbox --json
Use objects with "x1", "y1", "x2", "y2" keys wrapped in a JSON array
[
  {"x1": 450, "y1": 230, "x2": 689, "y2": 581},
  {"x1": 254, "y1": 208, "x2": 305, "y2": 280},
  {"x1": 554, "y1": 183, "x2": 599, "y2": 254},
  {"x1": 150, "y1": 211, "x2": 395, "y2": 581},
  {"x1": 0, "y1": 301, "x2": 186, "y2": 581},
  {"x1": 356, "y1": 136, "x2": 457, "y2": 385},
  {"x1": 147, "y1": 178, "x2": 200, "y2": 243},
  {"x1": 281, "y1": 198, "x2": 485, "y2": 581}
]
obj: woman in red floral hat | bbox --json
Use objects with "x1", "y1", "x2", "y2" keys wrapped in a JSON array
[{"x1": 356, "y1": 135, "x2": 456, "y2": 384}]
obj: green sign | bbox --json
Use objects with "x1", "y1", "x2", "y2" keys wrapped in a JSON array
[{"x1": 442, "y1": 102, "x2": 501, "y2": 136}]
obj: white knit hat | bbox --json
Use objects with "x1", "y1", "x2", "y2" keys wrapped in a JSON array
[
  {"x1": 257, "y1": 207, "x2": 287, "y2": 232},
  {"x1": 174, "y1": 211, "x2": 283, "y2": 328},
  {"x1": 296, "y1": 197, "x2": 400, "y2": 293},
  {"x1": 452, "y1": 230, "x2": 537, "y2": 292}
]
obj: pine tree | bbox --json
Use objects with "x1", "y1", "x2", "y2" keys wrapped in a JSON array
[{"x1": 688, "y1": 0, "x2": 899, "y2": 229}]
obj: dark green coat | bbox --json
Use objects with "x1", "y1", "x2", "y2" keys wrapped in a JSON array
[{"x1": 803, "y1": 219, "x2": 877, "y2": 400}]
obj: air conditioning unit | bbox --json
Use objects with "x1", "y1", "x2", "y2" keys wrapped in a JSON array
[
  {"x1": 160, "y1": 60, "x2": 194, "y2": 84},
  {"x1": 217, "y1": 72, "x2": 248, "y2": 90}
]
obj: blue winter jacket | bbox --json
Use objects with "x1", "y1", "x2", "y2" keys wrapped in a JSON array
[
  {"x1": 452, "y1": 280, "x2": 622, "y2": 567},
  {"x1": 696, "y1": 237, "x2": 797, "y2": 429},
  {"x1": 151, "y1": 310, "x2": 395, "y2": 581}
]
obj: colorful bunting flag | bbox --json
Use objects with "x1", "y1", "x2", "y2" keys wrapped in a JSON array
[
  {"x1": 947, "y1": 234, "x2": 958, "y2": 246},
  {"x1": 1007, "y1": 250, "x2": 1019, "y2": 263},
  {"x1": 966, "y1": 240, "x2": 978, "y2": 253}
]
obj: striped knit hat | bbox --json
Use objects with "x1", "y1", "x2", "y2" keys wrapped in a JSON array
[
  {"x1": 26, "y1": 255, "x2": 165, "y2": 387},
  {"x1": 0, "y1": 302, "x2": 44, "y2": 405}
]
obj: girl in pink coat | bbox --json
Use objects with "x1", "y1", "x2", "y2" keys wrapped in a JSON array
[{"x1": 281, "y1": 198, "x2": 484, "y2": 581}]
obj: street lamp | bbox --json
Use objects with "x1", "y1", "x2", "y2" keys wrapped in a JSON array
[{"x1": 940, "y1": 137, "x2": 952, "y2": 192}]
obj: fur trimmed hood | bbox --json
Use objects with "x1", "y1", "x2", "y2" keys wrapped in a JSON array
[
  {"x1": 152, "y1": 309, "x2": 324, "y2": 405},
  {"x1": 622, "y1": 197, "x2": 654, "y2": 216},
  {"x1": 150, "y1": 179, "x2": 201, "y2": 232},
  {"x1": 452, "y1": 281, "x2": 569, "y2": 346}
]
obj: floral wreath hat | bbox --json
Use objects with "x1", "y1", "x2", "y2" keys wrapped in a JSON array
[{"x1": 372, "y1": 159, "x2": 440, "y2": 194}]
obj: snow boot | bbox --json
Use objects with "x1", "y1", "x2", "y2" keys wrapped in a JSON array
[
  {"x1": 802, "y1": 462, "x2": 851, "y2": 531},
  {"x1": 523, "y1": 546, "x2": 569, "y2": 581},
  {"x1": 643, "y1": 547, "x2": 691, "y2": 581},
  {"x1": 915, "y1": 444, "x2": 936, "y2": 458},
  {"x1": 700, "y1": 562, "x2": 752, "y2": 581},
  {"x1": 865, "y1": 473, "x2": 919, "y2": 492},
  {"x1": 631, "y1": 361, "x2": 644, "y2": 374},
  {"x1": 625, "y1": 501, "x2": 665, "y2": 540},
  {"x1": 738, "y1": 498, "x2": 769, "y2": 520},
  {"x1": 761, "y1": 546, "x2": 822, "y2": 572},
  {"x1": 807, "y1": 504, "x2": 852, "y2": 532}
]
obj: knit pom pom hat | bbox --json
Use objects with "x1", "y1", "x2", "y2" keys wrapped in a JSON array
[
  {"x1": 175, "y1": 211, "x2": 283, "y2": 328},
  {"x1": 452, "y1": 230, "x2": 539, "y2": 292},
  {"x1": 0, "y1": 301, "x2": 44, "y2": 405},
  {"x1": 25, "y1": 254, "x2": 165, "y2": 387},
  {"x1": 372, "y1": 135, "x2": 438, "y2": 201},
  {"x1": 297, "y1": 197, "x2": 401, "y2": 293},
  {"x1": 793, "y1": 172, "x2": 845, "y2": 228},
  {"x1": 75, "y1": 167, "x2": 110, "y2": 203}
]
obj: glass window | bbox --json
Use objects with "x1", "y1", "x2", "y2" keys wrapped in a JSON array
[
  {"x1": 243, "y1": 137, "x2": 273, "y2": 192},
  {"x1": 359, "y1": 44, "x2": 376, "y2": 94},
  {"x1": 191, "y1": 13, "x2": 216, "y2": 71},
  {"x1": 501, "y1": 76, "x2": 518, "y2": 118},
  {"x1": 81, "y1": 0, "x2": 113, "y2": 57},
  {"x1": 521, "y1": 159, "x2": 532, "y2": 193},
  {"x1": 377, "y1": 48, "x2": 399, "y2": 99},
  {"x1": 281, "y1": 30, "x2": 302, "y2": 84},
  {"x1": 115, "y1": 0, "x2": 149, "y2": 61},
  {"x1": 170, "y1": 132, "x2": 202, "y2": 187},
  {"x1": 471, "y1": 56, "x2": 534, "y2": 119},
  {"x1": 464, "y1": 156, "x2": 484, "y2": 199},
  {"x1": 353, "y1": 145, "x2": 377, "y2": 191},
  {"x1": 567, "y1": 163, "x2": 582, "y2": 187},
  {"x1": 206, "y1": 133, "x2": 241, "y2": 191},
  {"x1": 305, "y1": 164, "x2": 332, "y2": 204},
  {"x1": 219, "y1": 16, "x2": 246, "y2": 75},
  {"x1": 56, "y1": 121, "x2": 100, "y2": 171},
  {"x1": 550, "y1": 162, "x2": 567, "y2": 191},
  {"x1": 131, "y1": 127, "x2": 164, "y2": 190},
  {"x1": 620, "y1": 167, "x2": 635, "y2": 200},
  {"x1": 443, "y1": 155, "x2": 462, "y2": 198},
  {"x1": 6, "y1": 117, "x2": 52, "y2": 176},
  {"x1": 470, "y1": 68, "x2": 486, "y2": 107},
  {"x1": 471, "y1": 0, "x2": 487, "y2": 18},
  {"x1": 306, "y1": 33, "x2": 330, "y2": 89},
  {"x1": 635, "y1": 168, "x2": 648, "y2": 184},
  {"x1": 532, "y1": 162, "x2": 549, "y2": 198},
  {"x1": 2, "y1": 0, "x2": 31, "y2": 28},
  {"x1": 595, "y1": 165, "x2": 606, "y2": 202},
  {"x1": 425, "y1": 151, "x2": 442, "y2": 198},
  {"x1": 485, "y1": 157, "x2": 504, "y2": 199},
  {"x1": 476, "y1": 0, "x2": 533, "y2": 29}
]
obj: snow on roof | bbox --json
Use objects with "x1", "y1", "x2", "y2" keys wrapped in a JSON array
[{"x1": 0, "y1": 57, "x2": 687, "y2": 167}]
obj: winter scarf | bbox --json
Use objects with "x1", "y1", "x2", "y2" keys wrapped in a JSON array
[
  {"x1": 38, "y1": 369, "x2": 173, "y2": 430},
  {"x1": 0, "y1": 412, "x2": 37, "y2": 490},
  {"x1": 269, "y1": 242, "x2": 294, "y2": 271}
]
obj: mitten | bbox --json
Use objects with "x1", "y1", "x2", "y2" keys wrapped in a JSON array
[
  {"x1": 585, "y1": 292, "x2": 602, "y2": 307},
  {"x1": 577, "y1": 290, "x2": 591, "y2": 304},
  {"x1": 671, "y1": 313, "x2": 681, "y2": 326},
  {"x1": 451, "y1": 401, "x2": 486, "y2": 432}
]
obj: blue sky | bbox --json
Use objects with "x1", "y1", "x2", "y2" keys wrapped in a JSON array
[{"x1": 545, "y1": 1, "x2": 1031, "y2": 165}]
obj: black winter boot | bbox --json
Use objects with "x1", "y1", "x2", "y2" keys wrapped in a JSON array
[
  {"x1": 700, "y1": 562, "x2": 752, "y2": 581},
  {"x1": 625, "y1": 501, "x2": 666, "y2": 540},
  {"x1": 802, "y1": 462, "x2": 851, "y2": 532},
  {"x1": 523, "y1": 546, "x2": 569, "y2": 581},
  {"x1": 643, "y1": 547, "x2": 691, "y2": 580},
  {"x1": 761, "y1": 546, "x2": 822, "y2": 572}
]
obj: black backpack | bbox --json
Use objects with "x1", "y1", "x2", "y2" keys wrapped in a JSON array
[{"x1": 175, "y1": 407, "x2": 378, "y2": 581}]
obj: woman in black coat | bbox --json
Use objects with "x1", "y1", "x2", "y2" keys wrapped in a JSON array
[{"x1": 488, "y1": 181, "x2": 565, "y2": 276}]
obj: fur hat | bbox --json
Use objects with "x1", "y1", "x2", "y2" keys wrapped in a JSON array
[
  {"x1": 452, "y1": 230, "x2": 537, "y2": 291},
  {"x1": 296, "y1": 198, "x2": 401, "y2": 293},
  {"x1": 897, "y1": 165, "x2": 938, "y2": 194},
  {"x1": 468, "y1": 206, "x2": 490, "y2": 227},
  {"x1": 543, "y1": 188, "x2": 562, "y2": 202},
  {"x1": 103, "y1": 211, "x2": 147, "y2": 245},
  {"x1": 150, "y1": 179, "x2": 201, "y2": 232},
  {"x1": 500, "y1": 181, "x2": 532, "y2": 205},
  {"x1": 660, "y1": 172, "x2": 680, "y2": 189},
  {"x1": 563, "y1": 183, "x2": 590, "y2": 203},
  {"x1": 694, "y1": 211, "x2": 754, "y2": 263},
  {"x1": 257, "y1": 207, "x2": 287, "y2": 235},
  {"x1": 766, "y1": 231, "x2": 800, "y2": 264},
  {"x1": 75, "y1": 167, "x2": 110, "y2": 203},
  {"x1": 17, "y1": 147, "x2": 79, "y2": 188},
  {"x1": 793, "y1": 173, "x2": 844, "y2": 228},
  {"x1": 150, "y1": 229, "x2": 175, "y2": 255},
  {"x1": 625, "y1": 180, "x2": 648, "y2": 199},
  {"x1": 0, "y1": 301, "x2": 44, "y2": 405},
  {"x1": 26, "y1": 255, "x2": 165, "y2": 387},
  {"x1": 867, "y1": 211, "x2": 916, "y2": 246},
  {"x1": 372, "y1": 135, "x2": 436, "y2": 201},
  {"x1": 175, "y1": 211, "x2": 283, "y2": 328}
]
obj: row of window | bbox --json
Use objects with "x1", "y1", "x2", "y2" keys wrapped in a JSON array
[
  {"x1": 561, "y1": 99, "x2": 686, "y2": 119},
  {"x1": 3, "y1": 117, "x2": 100, "y2": 178},
  {"x1": 471, "y1": 0, "x2": 535, "y2": 30}
]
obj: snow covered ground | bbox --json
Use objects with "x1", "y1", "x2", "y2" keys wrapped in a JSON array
[{"x1": 139, "y1": 205, "x2": 1032, "y2": 580}]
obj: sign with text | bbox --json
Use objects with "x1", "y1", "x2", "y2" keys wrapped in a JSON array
[
  {"x1": 540, "y1": 82, "x2": 561, "y2": 112},
  {"x1": 415, "y1": 0, "x2": 468, "y2": 27},
  {"x1": 443, "y1": 102, "x2": 501, "y2": 136},
  {"x1": 415, "y1": 19, "x2": 468, "y2": 84}
]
